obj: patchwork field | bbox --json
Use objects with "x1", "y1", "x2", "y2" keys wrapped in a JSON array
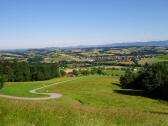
[{"x1": 0, "y1": 76, "x2": 168, "y2": 126}]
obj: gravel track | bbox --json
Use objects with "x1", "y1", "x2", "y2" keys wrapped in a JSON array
[{"x1": 0, "y1": 78, "x2": 77, "y2": 101}]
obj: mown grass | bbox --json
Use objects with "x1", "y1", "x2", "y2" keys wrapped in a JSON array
[
  {"x1": 0, "y1": 75, "x2": 168, "y2": 126},
  {"x1": 0, "y1": 77, "x2": 70, "y2": 97}
]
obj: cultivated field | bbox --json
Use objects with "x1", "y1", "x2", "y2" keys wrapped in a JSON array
[{"x1": 0, "y1": 76, "x2": 168, "y2": 126}]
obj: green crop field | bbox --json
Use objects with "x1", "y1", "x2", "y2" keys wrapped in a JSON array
[{"x1": 0, "y1": 76, "x2": 168, "y2": 126}]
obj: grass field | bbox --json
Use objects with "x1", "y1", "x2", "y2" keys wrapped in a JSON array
[
  {"x1": 0, "y1": 76, "x2": 168, "y2": 126},
  {"x1": 139, "y1": 55, "x2": 168, "y2": 65},
  {"x1": 0, "y1": 77, "x2": 70, "y2": 97},
  {"x1": 103, "y1": 70, "x2": 125, "y2": 76},
  {"x1": 44, "y1": 56, "x2": 72, "y2": 63}
]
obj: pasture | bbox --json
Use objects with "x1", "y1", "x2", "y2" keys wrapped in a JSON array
[
  {"x1": 139, "y1": 54, "x2": 168, "y2": 65},
  {"x1": 0, "y1": 76, "x2": 168, "y2": 126}
]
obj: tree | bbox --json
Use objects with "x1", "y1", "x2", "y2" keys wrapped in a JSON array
[
  {"x1": 60, "y1": 70, "x2": 66, "y2": 77},
  {"x1": 120, "y1": 62, "x2": 168, "y2": 98},
  {"x1": 72, "y1": 69, "x2": 79, "y2": 76},
  {"x1": 81, "y1": 69, "x2": 90, "y2": 75},
  {"x1": 0, "y1": 60, "x2": 60, "y2": 82},
  {"x1": 90, "y1": 68, "x2": 97, "y2": 75},
  {"x1": 97, "y1": 68, "x2": 103, "y2": 75},
  {"x1": 120, "y1": 70, "x2": 135, "y2": 88},
  {"x1": 0, "y1": 76, "x2": 4, "y2": 89},
  {"x1": 55, "y1": 69, "x2": 61, "y2": 77}
]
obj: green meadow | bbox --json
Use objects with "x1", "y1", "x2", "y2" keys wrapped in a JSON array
[
  {"x1": 0, "y1": 77, "x2": 70, "y2": 97},
  {"x1": 103, "y1": 70, "x2": 125, "y2": 76},
  {"x1": 0, "y1": 76, "x2": 168, "y2": 126},
  {"x1": 139, "y1": 54, "x2": 168, "y2": 65}
]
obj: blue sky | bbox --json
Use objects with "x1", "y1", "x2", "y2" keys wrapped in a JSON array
[{"x1": 0, "y1": 0, "x2": 168, "y2": 49}]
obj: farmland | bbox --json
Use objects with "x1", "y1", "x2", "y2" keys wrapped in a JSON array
[
  {"x1": 0, "y1": 46, "x2": 168, "y2": 126},
  {"x1": 0, "y1": 76, "x2": 168, "y2": 126},
  {"x1": 1, "y1": 0, "x2": 168, "y2": 125},
  {"x1": 139, "y1": 55, "x2": 168, "y2": 65}
]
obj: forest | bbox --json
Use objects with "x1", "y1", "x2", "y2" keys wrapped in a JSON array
[
  {"x1": 0, "y1": 60, "x2": 61, "y2": 82},
  {"x1": 120, "y1": 62, "x2": 168, "y2": 98}
]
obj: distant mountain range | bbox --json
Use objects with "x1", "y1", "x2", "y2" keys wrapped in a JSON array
[
  {"x1": 74, "y1": 40, "x2": 168, "y2": 48},
  {"x1": 1, "y1": 40, "x2": 168, "y2": 52},
  {"x1": 46, "y1": 40, "x2": 168, "y2": 49},
  {"x1": 101, "y1": 40, "x2": 168, "y2": 48}
]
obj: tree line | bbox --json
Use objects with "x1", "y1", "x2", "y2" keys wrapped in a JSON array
[
  {"x1": 120, "y1": 62, "x2": 168, "y2": 98},
  {"x1": 0, "y1": 60, "x2": 62, "y2": 82}
]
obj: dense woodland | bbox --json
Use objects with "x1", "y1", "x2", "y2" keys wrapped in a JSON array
[
  {"x1": 0, "y1": 60, "x2": 61, "y2": 82},
  {"x1": 120, "y1": 62, "x2": 168, "y2": 98}
]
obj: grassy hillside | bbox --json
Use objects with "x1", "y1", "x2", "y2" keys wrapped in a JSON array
[
  {"x1": 0, "y1": 77, "x2": 70, "y2": 97},
  {"x1": 0, "y1": 76, "x2": 168, "y2": 126},
  {"x1": 139, "y1": 54, "x2": 168, "y2": 65}
]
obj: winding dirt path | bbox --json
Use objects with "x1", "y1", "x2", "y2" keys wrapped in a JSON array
[{"x1": 0, "y1": 78, "x2": 77, "y2": 101}]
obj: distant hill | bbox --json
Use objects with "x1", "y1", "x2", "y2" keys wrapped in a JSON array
[
  {"x1": 104, "y1": 40, "x2": 168, "y2": 47},
  {"x1": 1, "y1": 40, "x2": 168, "y2": 52},
  {"x1": 64, "y1": 40, "x2": 168, "y2": 49}
]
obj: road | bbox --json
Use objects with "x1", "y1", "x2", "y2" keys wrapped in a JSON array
[{"x1": 0, "y1": 78, "x2": 77, "y2": 101}]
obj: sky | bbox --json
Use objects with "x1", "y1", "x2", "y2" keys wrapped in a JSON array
[{"x1": 0, "y1": 0, "x2": 168, "y2": 49}]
